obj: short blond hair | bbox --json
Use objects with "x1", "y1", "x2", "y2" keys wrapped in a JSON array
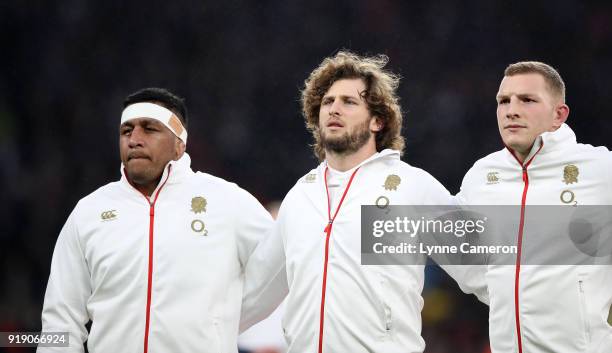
[
  {"x1": 504, "y1": 61, "x2": 566, "y2": 102},
  {"x1": 301, "y1": 51, "x2": 404, "y2": 161}
]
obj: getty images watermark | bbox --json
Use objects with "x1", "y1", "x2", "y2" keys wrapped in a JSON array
[
  {"x1": 361, "y1": 205, "x2": 612, "y2": 266},
  {"x1": 370, "y1": 214, "x2": 517, "y2": 256}
]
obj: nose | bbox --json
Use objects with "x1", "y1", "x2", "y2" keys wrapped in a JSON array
[
  {"x1": 505, "y1": 97, "x2": 519, "y2": 119},
  {"x1": 128, "y1": 126, "x2": 145, "y2": 147},
  {"x1": 328, "y1": 98, "x2": 341, "y2": 117}
]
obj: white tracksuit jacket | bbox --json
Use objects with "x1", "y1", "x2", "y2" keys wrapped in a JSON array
[
  {"x1": 39, "y1": 153, "x2": 273, "y2": 353},
  {"x1": 242, "y1": 149, "x2": 485, "y2": 353},
  {"x1": 456, "y1": 124, "x2": 612, "y2": 353}
]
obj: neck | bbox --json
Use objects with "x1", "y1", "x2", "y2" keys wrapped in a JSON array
[
  {"x1": 133, "y1": 179, "x2": 160, "y2": 198},
  {"x1": 514, "y1": 150, "x2": 528, "y2": 164},
  {"x1": 509, "y1": 140, "x2": 538, "y2": 165},
  {"x1": 326, "y1": 145, "x2": 377, "y2": 172},
  {"x1": 124, "y1": 170, "x2": 164, "y2": 198}
]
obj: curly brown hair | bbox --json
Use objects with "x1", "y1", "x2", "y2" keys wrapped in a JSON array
[{"x1": 301, "y1": 51, "x2": 404, "y2": 161}]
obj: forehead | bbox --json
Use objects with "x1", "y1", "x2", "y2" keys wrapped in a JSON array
[
  {"x1": 121, "y1": 117, "x2": 165, "y2": 128},
  {"x1": 497, "y1": 73, "x2": 549, "y2": 96},
  {"x1": 325, "y1": 78, "x2": 367, "y2": 97}
]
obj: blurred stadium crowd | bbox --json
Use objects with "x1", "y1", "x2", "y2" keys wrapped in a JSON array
[{"x1": 1, "y1": 1, "x2": 610, "y2": 352}]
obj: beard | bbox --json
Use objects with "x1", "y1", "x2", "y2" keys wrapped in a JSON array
[
  {"x1": 125, "y1": 159, "x2": 161, "y2": 186},
  {"x1": 319, "y1": 118, "x2": 372, "y2": 156}
]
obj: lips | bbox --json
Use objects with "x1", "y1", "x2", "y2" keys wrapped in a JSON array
[
  {"x1": 327, "y1": 120, "x2": 344, "y2": 128},
  {"x1": 505, "y1": 124, "x2": 526, "y2": 129},
  {"x1": 128, "y1": 152, "x2": 150, "y2": 161}
]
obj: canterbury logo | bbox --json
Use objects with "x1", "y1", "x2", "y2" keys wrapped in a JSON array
[{"x1": 100, "y1": 210, "x2": 117, "y2": 221}]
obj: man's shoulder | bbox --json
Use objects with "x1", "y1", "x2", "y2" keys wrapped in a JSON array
[
  {"x1": 572, "y1": 142, "x2": 611, "y2": 161},
  {"x1": 390, "y1": 159, "x2": 438, "y2": 179},
  {"x1": 457, "y1": 149, "x2": 508, "y2": 188},
  {"x1": 190, "y1": 171, "x2": 256, "y2": 201},
  {"x1": 566, "y1": 144, "x2": 612, "y2": 184},
  {"x1": 192, "y1": 171, "x2": 236, "y2": 188},
  {"x1": 388, "y1": 160, "x2": 451, "y2": 201},
  {"x1": 281, "y1": 167, "x2": 316, "y2": 198},
  {"x1": 378, "y1": 159, "x2": 446, "y2": 191},
  {"x1": 463, "y1": 149, "x2": 508, "y2": 173},
  {"x1": 475, "y1": 148, "x2": 507, "y2": 165},
  {"x1": 68, "y1": 181, "x2": 124, "y2": 220},
  {"x1": 293, "y1": 166, "x2": 320, "y2": 185},
  {"x1": 277, "y1": 166, "x2": 322, "y2": 204},
  {"x1": 78, "y1": 181, "x2": 123, "y2": 205}
]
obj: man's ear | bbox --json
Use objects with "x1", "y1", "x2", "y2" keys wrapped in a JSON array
[
  {"x1": 370, "y1": 116, "x2": 383, "y2": 132},
  {"x1": 174, "y1": 139, "x2": 186, "y2": 160},
  {"x1": 553, "y1": 103, "x2": 570, "y2": 130}
]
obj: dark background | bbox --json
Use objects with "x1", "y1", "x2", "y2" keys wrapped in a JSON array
[{"x1": 1, "y1": 1, "x2": 611, "y2": 352}]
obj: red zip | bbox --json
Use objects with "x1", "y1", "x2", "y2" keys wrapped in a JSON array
[
  {"x1": 508, "y1": 145, "x2": 542, "y2": 353},
  {"x1": 318, "y1": 166, "x2": 360, "y2": 353},
  {"x1": 125, "y1": 166, "x2": 172, "y2": 353},
  {"x1": 514, "y1": 166, "x2": 528, "y2": 353},
  {"x1": 143, "y1": 204, "x2": 155, "y2": 353}
]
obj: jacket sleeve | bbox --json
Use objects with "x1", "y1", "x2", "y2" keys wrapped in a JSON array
[
  {"x1": 438, "y1": 265, "x2": 489, "y2": 305},
  {"x1": 420, "y1": 170, "x2": 490, "y2": 305},
  {"x1": 38, "y1": 208, "x2": 90, "y2": 353},
  {"x1": 441, "y1": 166, "x2": 490, "y2": 305},
  {"x1": 239, "y1": 198, "x2": 288, "y2": 333},
  {"x1": 233, "y1": 186, "x2": 275, "y2": 269},
  {"x1": 454, "y1": 163, "x2": 477, "y2": 206}
]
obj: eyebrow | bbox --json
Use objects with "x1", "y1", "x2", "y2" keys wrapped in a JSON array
[
  {"x1": 496, "y1": 93, "x2": 538, "y2": 100},
  {"x1": 322, "y1": 94, "x2": 361, "y2": 100}
]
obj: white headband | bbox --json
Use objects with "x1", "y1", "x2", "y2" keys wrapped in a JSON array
[{"x1": 121, "y1": 102, "x2": 188, "y2": 144}]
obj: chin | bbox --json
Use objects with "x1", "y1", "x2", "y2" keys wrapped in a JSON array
[
  {"x1": 505, "y1": 140, "x2": 533, "y2": 155},
  {"x1": 126, "y1": 168, "x2": 151, "y2": 184},
  {"x1": 503, "y1": 139, "x2": 520, "y2": 150},
  {"x1": 502, "y1": 134, "x2": 522, "y2": 148}
]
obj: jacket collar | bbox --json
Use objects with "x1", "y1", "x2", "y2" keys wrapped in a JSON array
[
  {"x1": 322, "y1": 149, "x2": 400, "y2": 172},
  {"x1": 538, "y1": 123, "x2": 577, "y2": 154},
  {"x1": 119, "y1": 152, "x2": 194, "y2": 196},
  {"x1": 505, "y1": 123, "x2": 576, "y2": 166},
  {"x1": 299, "y1": 149, "x2": 400, "y2": 214}
]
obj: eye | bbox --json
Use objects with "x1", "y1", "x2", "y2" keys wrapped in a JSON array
[
  {"x1": 120, "y1": 128, "x2": 132, "y2": 136},
  {"x1": 522, "y1": 97, "x2": 535, "y2": 103},
  {"x1": 497, "y1": 98, "x2": 509, "y2": 105},
  {"x1": 346, "y1": 99, "x2": 358, "y2": 105},
  {"x1": 322, "y1": 97, "x2": 333, "y2": 106}
]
